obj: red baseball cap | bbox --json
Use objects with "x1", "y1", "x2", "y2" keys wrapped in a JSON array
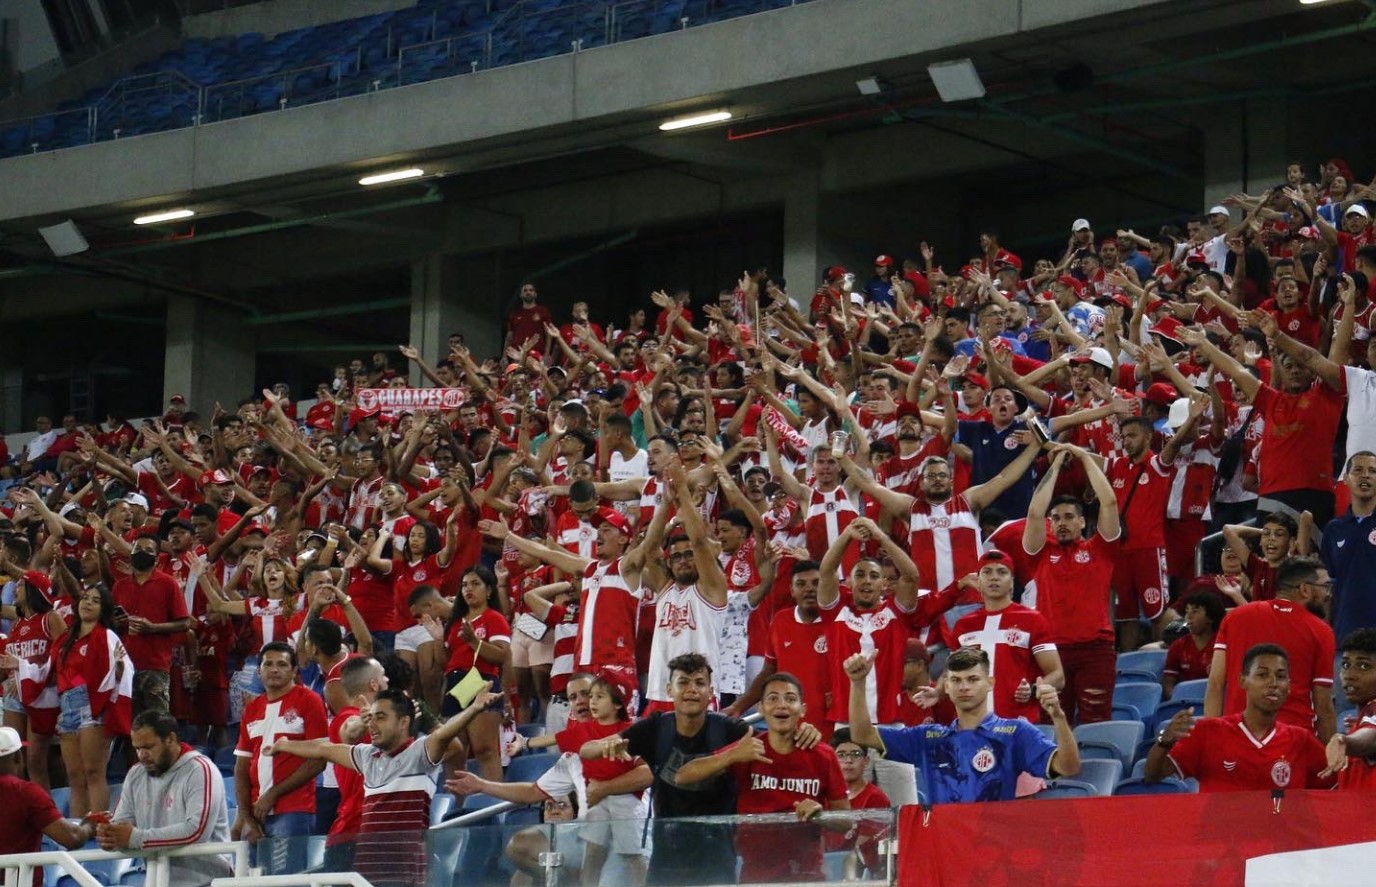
[
  {"x1": 976, "y1": 550, "x2": 1013, "y2": 571},
  {"x1": 895, "y1": 400, "x2": 923, "y2": 420},
  {"x1": 1054, "y1": 275, "x2": 1086, "y2": 297},
  {"x1": 595, "y1": 666, "x2": 638, "y2": 708},
  {"x1": 963, "y1": 372, "x2": 990, "y2": 390},
  {"x1": 590, "y1": 507, "x2": 632, "y2": 536},
  {"x1": 904, "y1": 638, "x2": 932, "y2": 663},
  {"x1": 875, "y1": 255, "x2": 894, "y2": 267},
  {"x1": 22, "y1": 570, "x2": 54, "y2": 604},
  {"x1": 823, "y1": 265, "x2": 848, "y2": 282},
  {"x1": 1141, "y1": 382, "x2": 1177, "y2": 407},
  {"x1": 200, "y1": 469, "x2": 234, "y2": 486}
]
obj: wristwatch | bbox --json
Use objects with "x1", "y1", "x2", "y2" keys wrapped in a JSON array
[{"x1": 1155, "y1": 728, "x2": 1175, "y2": 749}]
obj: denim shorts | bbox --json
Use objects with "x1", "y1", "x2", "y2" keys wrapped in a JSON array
[
  {"x1": 58, "y1": 684, "x2": 101, "y2": 735},
  {"x1": 2, "y1": 682, "x2": 25, "y2": 715}
]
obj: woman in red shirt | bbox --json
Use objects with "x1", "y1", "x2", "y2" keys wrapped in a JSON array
[
  {"x1": 426, "y1": 566, "x2": 509, "y2": 781},
  {"x1": 2, "y1": 572, "x2": 66, "y2": 789},
  {"x1": 50, "y1": 587, "x2": 119, "y2": 818}
]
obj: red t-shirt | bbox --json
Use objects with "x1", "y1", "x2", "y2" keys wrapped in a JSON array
[
  {"x1": 1214, "y1": 600, "x2": 1335, "y2": 731},
  {"x1": 1251, "y1": 380, "x2": 1345, "y2": 495},
  {"x1": 327, "y1": 706, "x2": 366, "y2": 847},
  {"x1": 1027, "y1": 533, "x2": 1116, "y2": 645},
  {"x1": 234, "y1": 684, "x2": 329, "y2": 815},
  {"x1": 1339, "y1": 699, "x2": 1376, "y2": 791},
  {"x1": 112, "y1": 570, "x2": 190, "y2": 671},
  {"x1": 348, "y1": 565, "x2": 400, "y2": 634},
  {"x1": 1167, "y1": 713, "x2": 1332, "y2": 792},
  {"x1": 1163, "y1": 634, "x2": 1214, "y2": 688},
  {"x1": 731, "y1": 739, "x2": 848, "y2": 882},
  {"x1": 0, "y1": 774, "x2": 63, "y2": 887},
  {"x1": 1105, "y1": 453, "x2": 1173, "y2": 550},
  {"x1": 765, "y1": 607, "x2": 832, "y2": 739},
  {"x1": 825, "y1": 780, "x2": 891, "y2": 873},
  {"x1": 390, "y1": 554, "x2": 451, "y2": 630},
  {"x1": 951, "y1": 603, "x2": 1057, "y2": 722},
  {"x1": 506, "y1": 304, "x2": 553, "y2": 349},
  {"x1": 443, "y1": 608, "x2": 511, "y2": 676},
  {"x1": 821, "y1": 594, "x2": 910, "y2": 724},
  {"x1": 555, "y1": 718, "x2": 638, "y2": 783}
]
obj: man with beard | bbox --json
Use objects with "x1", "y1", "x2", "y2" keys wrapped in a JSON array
[
  {"x1": 1023, "y1": 445, "x2": 1121, "y2": 724},
  {"x1": 1204, "y1": 557, "x2": 1337, "y2": 741},
  {"x1": 504, "y1": 281, "x2": 553, "y2": 356},
  {"x1": 98, "y1": 709, "x2": 233, "y2": 887}
]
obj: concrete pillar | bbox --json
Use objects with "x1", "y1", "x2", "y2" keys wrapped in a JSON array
[
  {"x1": 163, "y1": 296, "x2": 256, "y2": 416},
  {"x1": 1202, "y1": 98, "x2": 1288, "y2": 218},
  {"x1": 783, "y1": 172, "x2": 822, "y2": 295},
  {"x1": 409, "y1": 253, "x2": 504, "y2": 378}
]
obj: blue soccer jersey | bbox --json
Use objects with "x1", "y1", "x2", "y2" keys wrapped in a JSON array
[{"x1": 877, "y1": 713, "x2": 1058, "y2": 804}]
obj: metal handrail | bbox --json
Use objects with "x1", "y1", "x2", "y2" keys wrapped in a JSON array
[
  {"x1": 212, "y1": 875, "x2": 374, "y2": 887},
  {"x1": 1, "y1": 840, "x2": 249, "y2": 887},
  {"x1": 430, "y1": 799, "x2": 521, "y2": 830}
]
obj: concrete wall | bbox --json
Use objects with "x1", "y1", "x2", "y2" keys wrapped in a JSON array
[
  {"x1": 0, "y1": 0, "x2": 1174, "y2": 222},
  {"x1": 0, "y1": 0, "x2": 60, "y2": 75},
  {"x1": 182, "y1": 0, "x2": 415, "y2": 40}
]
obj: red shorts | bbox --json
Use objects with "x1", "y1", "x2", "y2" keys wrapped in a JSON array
[
  {"x1": 1112, "y1": 546, "x2": 1168, "y2": 622},
  {"x1": 1164, "y1": 518, "x2": 1209, "y2": 596}
]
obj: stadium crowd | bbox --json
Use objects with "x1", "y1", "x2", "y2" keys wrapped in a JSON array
[{"x1": 4, "y1": 156, "x2": 1376, "y2": 885}]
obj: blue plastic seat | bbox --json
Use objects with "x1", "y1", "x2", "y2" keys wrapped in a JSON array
[
  {"x1": 1112, "y1": 681, "x2": 1163, "y2": 727},
  {"x1": 1074, "y1": 721, "x2": 1143, "y2": 772},
  {"x1": 1031, "y1": 779, "x2": 1098, "y2": 800},
  {"x1": 50, "y1": 787, "x2": 72, "y2": 816},
  {"x1": 1171, "y1": 679, "x2": 1209, "y2": 705},
  {"x1": 1073, "y1": 758, "x2": 1122, "y2": 797},
  {"x1": 1116, "y1": 650, "x2": 1167, "y2": 682},
  {"x1": 506, "y1": 752, "x2": 558, "y2": 783},
  {"x1": 1114, "y1": 777, "x2": 1192, "y2": 796},
  {"x1": 430, "y1": 792, "x2": 456, "y2": 826}
]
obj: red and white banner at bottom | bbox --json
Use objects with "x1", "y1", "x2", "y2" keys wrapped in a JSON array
[{"x1": 897, "y1": 790, "x2": 1376, "y2": 886}]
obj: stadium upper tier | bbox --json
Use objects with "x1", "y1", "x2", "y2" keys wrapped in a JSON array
[{"x1": 0, "y1": 0, "x2": 813, "y2": 159}]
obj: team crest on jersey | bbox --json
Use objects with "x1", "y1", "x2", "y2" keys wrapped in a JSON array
[
  {"x1": 813, "y1": 636, "x2": 828, "y2": 654},
  {"x1": 659, "y1": 601, "x2": 697, "y2": 635},
  {"x1": 928, "y1": 517, "x2": 951, "y2": 529},
  {"x1": 1073, "y1": 550, "x2": 1090, "y2": 564},
  {"x1": 413, "y1": 570, "x2": 428, "y2": 582},
  {"x1": 971, "y1": 747, "x2": 996, "y2": 773},
  {"x1": 1049, "y1": 554, "x2": 1062, "y2": 564},
  {"x1": 825, "y1": 503, "x2": 836, "y2": 512},
  {"x1": 279, "y1": 710, "x2": 303, "y2": 732},
  {"x1": 1002, "y1": 629, "x2": 1028, "y2": 647},
  {"x1": 1003, "y1": 437, "x2": 1019, "y2": 450},
  {"x1": 1270, "y1": 759, "x2": 1292, "y2": 788},
  {"x1": 1143, "y1": 587, "x2": 1161, "y2": 605},
  {"x1": 1138, "y1": 474, "x2": 1150, "y2": 486},
  {"x1": 1368, "y1": 529, "x2": 1376, "y2": 546},
  {"x1": 1287, "y1": 319, "x2": 1300, "y2": 332},
  {"x1": 730, "y1": 560, "x2": 754, "y2": 586}
]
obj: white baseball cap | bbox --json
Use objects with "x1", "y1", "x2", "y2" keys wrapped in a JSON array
[
  {"x1": 123, "y1": 492, "x2": 150, "y2": 510},
  {"x1": 1166, "y1": 397, "x2": 1194, "y2": 431},
  {"x1": 1346, "y1": 204, "x2": 1370, "y2": 219},
  {"x1": 1208, "y1": 205, "x2": 1230, "y2": 217},
  {"x1": 1071, "y1": 218, "x2": 1091, "y2": 232},
  {"x1": 0, "y1": 726, "x2": 28, "y2": 756}
]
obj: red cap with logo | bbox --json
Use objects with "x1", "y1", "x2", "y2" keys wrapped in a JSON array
[{"x1": 591, "y1": 507, "x2": 632, "y2": 536}]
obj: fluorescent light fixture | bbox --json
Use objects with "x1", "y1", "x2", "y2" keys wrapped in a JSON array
[
  {"x1": 928, "y1": 58, "x2": 985, "y2": 102},
  {"x1": 659, "y1": 110, "x2": 732, "y2": 131},
  {"x1": 38, "y1": 220, "x2": 89, "y2": 256},
  {"x1": 133, "y1": 209, "x2": 195, "y2": 225},
  {"x1": 856, "y1": 76, "x2": 885, "y2": 96},
  {"x1": 1299, "y1": 0, "x2": 1335, "y2": 4},
  {"x1": 358, "y1": 168, "x2": 425, "y2": 186}
]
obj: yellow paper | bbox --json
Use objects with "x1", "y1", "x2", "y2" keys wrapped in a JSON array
[{"x1": 448, "y1": 668, "x2": 486, "y2": 708}]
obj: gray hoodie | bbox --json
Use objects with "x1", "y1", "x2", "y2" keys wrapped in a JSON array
[{"x1": 113, "y1": 745, "x2": 233, "y2": 887}]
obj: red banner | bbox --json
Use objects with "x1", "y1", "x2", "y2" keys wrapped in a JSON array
[
  {"x1": 356, "y1": 387, "x2": 465, "y2": 416},
  {"x1": 897, "y1": 791, "x2": 1376, "y2": 886}
]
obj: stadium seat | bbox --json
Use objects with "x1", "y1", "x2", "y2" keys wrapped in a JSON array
[
  {"x1": 1111, "y1": 682, "x2": 1163, "y2": 726},
  {"x1": 1031, "y1": 779, "x2": 1098, "y2": 800},
  {"x1": 824, "y1": 850, "x2": 850, "y2": 880},
  {"x1": 516, "y1": 723, "x2": 544, "y2": 739},
  {"x1": 461, "y1": 792, "x2": 506, "y2": 816},
  {"x1": 503, "y1": 804, "x2": 541, "y2": 826},
  {"x1": 1171, "y1": 679, "x2": 1209, "y2": 705},
  {"x1": 1114, "y1": 777, "x2": 1192, "y2": 796},
  {"x1": 1153, "y1": 698, "x2": 1198, "y2": 729},
  {"x1": 50, "y1": 786, "x2": 72, "y2": 816},
  {"x1": 1115, "y1": 650, "x2": 1166, "y2": 682},
  {"x1": 117, "y1": 872, "x2": 144, "y2": 887},
  {"x1": 506, "y1": 752, "x2": 558, "y2": 783},
  {"x1": 213, "y1": 746, "x2": 238, "y2": 774},
  {"x1": 1339, "y1": 708, "x2": 1358, "y2": 733},
  {"x1": 1074, "y1": 721, "x2": 1143, "y2": 771},
  {"x1": 1073, "y1": 759, "x2": 1122, "y2": 797},
  {"x1": 430, "y1": 791, "x2": 457, "y2": 825},
  {"x1": 223, "y1": 773, "x2": 237, "y2": 807}
]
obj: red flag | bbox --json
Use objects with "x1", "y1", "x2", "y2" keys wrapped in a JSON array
[{"x1": 898, "y1": 791, "x2": 1376, "y2": 886}]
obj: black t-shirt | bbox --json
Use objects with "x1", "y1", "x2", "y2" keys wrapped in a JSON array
[{"x1": 623, "y1": 711, "x2": 749, "y2": 818}]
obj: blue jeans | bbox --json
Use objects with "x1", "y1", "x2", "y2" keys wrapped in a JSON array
[
  {"x1": 258, "y1": 811, "x2": 313, "y2": 875},
  {"x1": 58, "y1": 685, "x2": 100, "y2": 735}
]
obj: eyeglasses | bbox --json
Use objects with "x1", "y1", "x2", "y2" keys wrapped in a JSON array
[
  {"x1": 835, "y1": 750, "x2": 867, "y2": 760},
  {"x1": 668, "y1": 551, "x2": 695, "y2": 562}
]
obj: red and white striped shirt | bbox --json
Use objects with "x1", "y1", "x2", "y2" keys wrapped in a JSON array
[
  {"x1": 805, "y1": 485, "x2": 859, "y2": 571},
  {"x1": 952, "y1": 604, "x2": 1057, "y2": 722},
  {"x1": 543, "y1": 601, "x2": 581, "y2": 695},
  {"x1": 553, "y1": 511, "x2": 598, "y2": 558},
  {"x1": 345, "y1": 475, "x2": 387, "y2": 529},
  {"x1": 576, "y1": 558, "x2": 640, "y2": 673},
  {"x1": 907, "y1": 493, "x2": 982, "y2": 602},
  {"x1": 351, "y1": 737, "x2": 441, "y2": 887}
]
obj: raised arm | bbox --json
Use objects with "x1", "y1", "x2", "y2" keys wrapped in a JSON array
[
  {"x1": 1177, "y1": 326, "x2": 1261, "y2": 401},
  {"x1": 425, "y1": 683, "x2": 503, "y2": 763},
  {"x1": 817, "y1": 523, "x2": 856, "y2": 609},
  {"x1": 478, "y1": 516, "x2": 591, "y2": 576},
  {"x1": 1023, "y1": 449, "x2": 1069, "y2": 556},
  {"x1": 1250, "y1": 307, "x2": 1343, "y2": 392},
  {"x1": 836, "y1": 452, "x2": 912, "y2": 517}
]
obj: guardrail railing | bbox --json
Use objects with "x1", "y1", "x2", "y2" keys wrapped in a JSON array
[{"x1": 1, "y1": 840, "x2": 249, "y2": 887}]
